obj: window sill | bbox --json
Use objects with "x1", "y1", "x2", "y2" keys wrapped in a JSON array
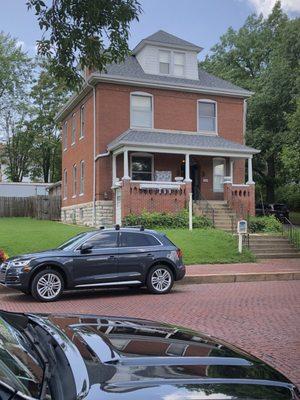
[
  {"x1": 79, "y1": 193, "x2": 84, "y2": 197},
  {"x1": 79, "y1": 135, "x2": 84, "y2": 141},
  {"x1": 197, "y1": 130, "x2": 218, "y2": 136},
  {"x1": 72, "y1": 195, "x2": 77, "y2": 198}
]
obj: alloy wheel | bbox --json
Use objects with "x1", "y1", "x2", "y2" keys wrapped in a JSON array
[
  {"x1": 36, "y1": 273, "x2": 62, "y2": 300},
  {"x1": 151, "y1": 268, "x2": 172, "y2": 292}
]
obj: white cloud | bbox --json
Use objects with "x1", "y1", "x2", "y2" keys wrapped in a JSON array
[{"x1": 245, "y1": 0, "x2": 300, "y2": 16}]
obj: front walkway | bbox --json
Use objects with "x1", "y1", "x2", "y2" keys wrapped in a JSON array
[{"x1": 185, "y1": 259, "x2": 300, "y2": 284}]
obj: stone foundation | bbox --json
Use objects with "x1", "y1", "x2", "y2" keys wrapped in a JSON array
[{"x1": 61, "y1": 200, "x2": 114, "y2": 227}]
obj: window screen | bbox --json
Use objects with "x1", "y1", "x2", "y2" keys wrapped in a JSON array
[{"x1": 198, "y1": 102, "x2": 216, "y2": 132}]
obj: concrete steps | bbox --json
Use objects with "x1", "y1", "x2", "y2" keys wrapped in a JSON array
[
  {"x1": 194, "y1": 200, "x2": 236, "y2": 232},
  {"x1": 248, "y1": 235, "x2": 300, "y2": 259}
]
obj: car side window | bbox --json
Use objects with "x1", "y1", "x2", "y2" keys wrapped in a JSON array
[
  {"x1": 120, "y1": 232, "x2": 160, "y2": 247},
  {"x1": 86, "y1": 232, "x2": 118, "y2": 249}
]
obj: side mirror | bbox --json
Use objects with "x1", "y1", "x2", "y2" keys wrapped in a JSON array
[{"x1": 80, "y1": 243, "x2": 93, "y2": 253}]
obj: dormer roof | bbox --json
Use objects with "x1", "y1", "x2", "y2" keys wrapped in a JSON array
[{"x1": 132, "y1": 30, "x2": 203, "y2": 54}]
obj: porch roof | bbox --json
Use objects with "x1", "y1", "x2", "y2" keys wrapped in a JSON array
[{"x1": 108, "y1": 129, "x2": 260, "y2": 157}]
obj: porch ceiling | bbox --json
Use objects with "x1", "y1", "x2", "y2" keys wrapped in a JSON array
[{"x1": 108, "y1": 129, "x2": 260, "y2": 157}]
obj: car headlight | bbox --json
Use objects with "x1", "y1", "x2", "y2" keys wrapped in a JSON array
[{"x1": 10, "y1": 259, "x2": 33, "y2": 269}]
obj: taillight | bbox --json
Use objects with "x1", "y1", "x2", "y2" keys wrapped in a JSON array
[{"x1": 177, "y1": 248, "x2": 183, "y2": 258}]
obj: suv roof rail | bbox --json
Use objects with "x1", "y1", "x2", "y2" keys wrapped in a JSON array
[
  {"x1": 122, "y1": 225, "x2": 145, "y2": 231},
  {"x1": 99, "y1": 226, "x2": 105, "y2": 230}
]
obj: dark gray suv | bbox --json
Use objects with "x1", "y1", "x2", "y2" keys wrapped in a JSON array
[{"x1": 0, "y1": 227, "x2": 185, "y2": 302}]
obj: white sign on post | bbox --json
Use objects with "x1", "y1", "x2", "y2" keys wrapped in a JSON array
[{"x1": 237, "y1": 220, "x2": 247, "y2": 253}]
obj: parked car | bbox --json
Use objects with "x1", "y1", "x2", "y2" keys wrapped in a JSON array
[
  {"x1": 0, "y1": 227, "x2": 185, "y2": 301},
  {"x1": 0, "y1": 309, "x2": 298, "y2": 400},
  {"x1": 255, "y1": 203, "x2": 289, "y2": 222}
]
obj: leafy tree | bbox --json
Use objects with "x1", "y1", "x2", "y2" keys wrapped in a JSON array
[
  {"x1": 29, "y1": 60, "x2": 69, "y2": 182},
  {"x1": 2, "y1": 124, "x2": 35, "y2": 182},
  {"x1": 200, "y1": 2, "x2": 299, "y2": 202},
  {"x1": 27, "y1": 0, "x2": 142, "y2": 89},
  {"x1": 0, "y1": 32, "x2": 33, "y2": 141}
]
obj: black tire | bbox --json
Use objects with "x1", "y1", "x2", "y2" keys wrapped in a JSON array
[
  {"x1": 146, "y1": 265, "x2": 174, "y2": 294},
  {"x1": 31, "y1": 269, "x2": 64, "y2": 302}
]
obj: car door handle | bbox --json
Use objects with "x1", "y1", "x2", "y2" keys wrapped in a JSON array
[
  {"x1": 108, "y1": 255, "x2": 117, "y2": 259},
  {"x1": 147, "y1": 253, "x2": 154, "y2": 257}
]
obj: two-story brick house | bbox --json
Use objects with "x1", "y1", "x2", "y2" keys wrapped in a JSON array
[{"x1": 56, "y1": 30, "x2": 259, "y2": 227}]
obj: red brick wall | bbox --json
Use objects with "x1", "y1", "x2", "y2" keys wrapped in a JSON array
[{"x1": 62, "y1": 82, "x2": 246, "y2": 207}]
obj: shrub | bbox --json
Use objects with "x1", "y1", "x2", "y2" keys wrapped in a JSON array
[
  {"x1": 123, "y1": 210, "x2": 213, "y2": 229},
  {"x1": 248, "y1": 215, "x2": 282, "y2": 233}
]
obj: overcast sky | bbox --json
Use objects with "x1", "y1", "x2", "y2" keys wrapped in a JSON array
[{"x1": 1, "y1": 0, "x2": 299, "y2": 60}]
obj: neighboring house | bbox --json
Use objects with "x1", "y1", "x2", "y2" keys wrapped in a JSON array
[
  {"x1": 0, "y1": 182, "x2": 52, "y2": 197},
  {"x1": 47, "y1": 181, "x2": 62, "y2": 197},
  {"x1": 56, "y1": 30, "x2": 259, "y2": 227}
]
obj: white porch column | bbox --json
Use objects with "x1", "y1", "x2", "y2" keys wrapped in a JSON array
[
  {"x1": 184, "y1": 153, "x2": 191, "y2": 182},
  {"x1": 247, "y1": 156, "x2": 254, "y2": 184},
  {"x1": 112, "y1": 153, "x2": 117, "y2": 185},
  {"x1": 230, "y1": 159, "x2": 234, "y2": 183},
  {"x1": 122, "y1": 149, "x2": 130, "y2": 180}
]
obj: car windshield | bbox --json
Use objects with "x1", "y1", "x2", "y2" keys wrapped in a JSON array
[
  {"x1": 0, "y1": 314, "x2": 44, "y2": 398},
  {"x1": 57, "y1": 232, "x2": 89, "y2": 250}
]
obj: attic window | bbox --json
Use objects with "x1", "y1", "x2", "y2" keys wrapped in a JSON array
[
  {"x1": 159, "y1": 50, "x2": 170, "y2": 74},
  {"x1": 174, "y1": 52, "x2": 185, "y2": 76}
]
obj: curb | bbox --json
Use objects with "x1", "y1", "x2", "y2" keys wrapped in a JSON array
[{"x1": 178, "y1": 271, "x2": 300, "y2": 285}]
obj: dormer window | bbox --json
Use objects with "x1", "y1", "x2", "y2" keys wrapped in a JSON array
[
  {"x1": 174, "y1": 52, "x2": 185, "y2": 76},
  {"x1": 159, "y1": 50, "x2": 171, "y2": 74}
]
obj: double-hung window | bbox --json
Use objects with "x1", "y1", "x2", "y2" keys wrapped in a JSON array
[
  {"x1": 63, "y1": 169, "x2": 67, "y2": 199},
  {"x1": 72, "y1": 164, "x2": 77, "y2": 197},
  {"x1": 80, "y1": 105, "x2": 85, "y2": 139},
  {"x1": 131, "y1": 153, "x2": 153, "y2": 181},
  {"x1": 79, "y1": 160, "x2": 85, "y2": 195},
  {"x1": 174, "y1": 52, "x2": 185, "y2": 76},
  {"x1": 198, "y1": 101, "x2": 217, "y2": 133},
  {"x1": 63, "y1": 122, "x2": 67, "y2": 150},
  {"x1": 71, "y1": 113, "x2": 76, "y2": 144},
  {"x1": 159, "y1": 50, "x2": 171, "y2": 74},
  {"x1": 130, "y1": 93, "x2": 153, "y2": 128}
]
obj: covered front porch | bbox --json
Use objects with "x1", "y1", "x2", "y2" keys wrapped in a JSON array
[{"x1": 108, "y1": 129, "x2": 259, "y2": 223}]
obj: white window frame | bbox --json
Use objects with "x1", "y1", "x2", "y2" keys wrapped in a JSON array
[
  {"x1": 63, "y1": 122, "x2": 67, "y2": 151},
  {"x1": 173, "y1": 51, "x2": 185, "y2": 77},
  {"x1": 158, "y1": 49, "x2": 186, "y2": 77},
  {"x1": 130, "y1": 152, "x2": 154, "y2": 182},
  {"x1": 79, "y1": 160, "x2": 85, "y2": 195},
  {"x1": 130, "y1": 92, "x2": 154, "y2": 129},
  {"x1": 197, "y1": 99, "x2": 218, "y2": 134},
  {"x1": 72, "y1": 164, "x2": 77, "y2": 197},
  {"x1": 159, "y1": 49, "x2": 171, "y2": 75},
  {"x1": 63, "y1": 169, "x2": 67, "y2": 199},
  {"x1": 71, "y1": 113, "x2": 76, "y2": 145},
  {"x1": 80, "y1": 105, "x2": 85, "y2": 139},
  {"x1": 213, "y1": 157, "x2": 225, "y2": 193}
]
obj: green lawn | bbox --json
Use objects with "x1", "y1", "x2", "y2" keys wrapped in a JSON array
[{"x1": 0, "y1": 218, "x2": 255, "y2": 264}]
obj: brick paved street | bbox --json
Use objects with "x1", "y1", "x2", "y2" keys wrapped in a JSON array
[{"x1": 0, "y1": 280, "x2": 300, "y2": 388}]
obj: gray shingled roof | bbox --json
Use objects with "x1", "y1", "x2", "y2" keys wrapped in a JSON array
[
  {"x1": 108, "y1": 129, "x2": 259, "y2": 155},
  {"x1": 102, "y1": 56, "x2": 251, "y2": 95},
  {"x1": 132, "y1": 30, "x2": 202, "y2": 53}
]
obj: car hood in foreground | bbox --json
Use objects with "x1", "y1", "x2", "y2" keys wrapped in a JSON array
[{"x1": 29, "y1": 313, "x2": 298, "y2": 400}]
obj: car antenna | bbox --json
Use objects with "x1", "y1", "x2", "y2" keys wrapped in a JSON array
[
  {"x1": 100, "y1": 226, "x2": 105, "y2": 230},
  {"x1": 115, "y1": 224, "x2": 120, "y2": 230}
]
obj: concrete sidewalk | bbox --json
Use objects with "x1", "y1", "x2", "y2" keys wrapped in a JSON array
[{"x1": 183, "y1": 258, "x2": 300, "y2": 284}]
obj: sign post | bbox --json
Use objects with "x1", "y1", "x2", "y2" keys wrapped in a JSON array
[{"x1": 237, "y1": 220, "x2": 247, "y2": 253}]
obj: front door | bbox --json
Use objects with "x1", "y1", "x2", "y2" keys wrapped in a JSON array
[
  {"x1": 191, "y1": 164, "x2": 200, "y2": 200},
  {"x1": 73, "y1": 231, "x2": 119, "y2": 287}
]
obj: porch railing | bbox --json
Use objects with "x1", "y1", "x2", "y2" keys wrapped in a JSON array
[{"x1": 282, "y1": 217, "x2": 300, "y2": 249}]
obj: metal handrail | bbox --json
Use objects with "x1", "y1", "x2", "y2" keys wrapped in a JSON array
[
  {"x1": 282, "y1": 217, "x2": 300, "y2": 249},
  {"x1": 197, "y1": 193, "x2": 215, "y2": 227}
]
